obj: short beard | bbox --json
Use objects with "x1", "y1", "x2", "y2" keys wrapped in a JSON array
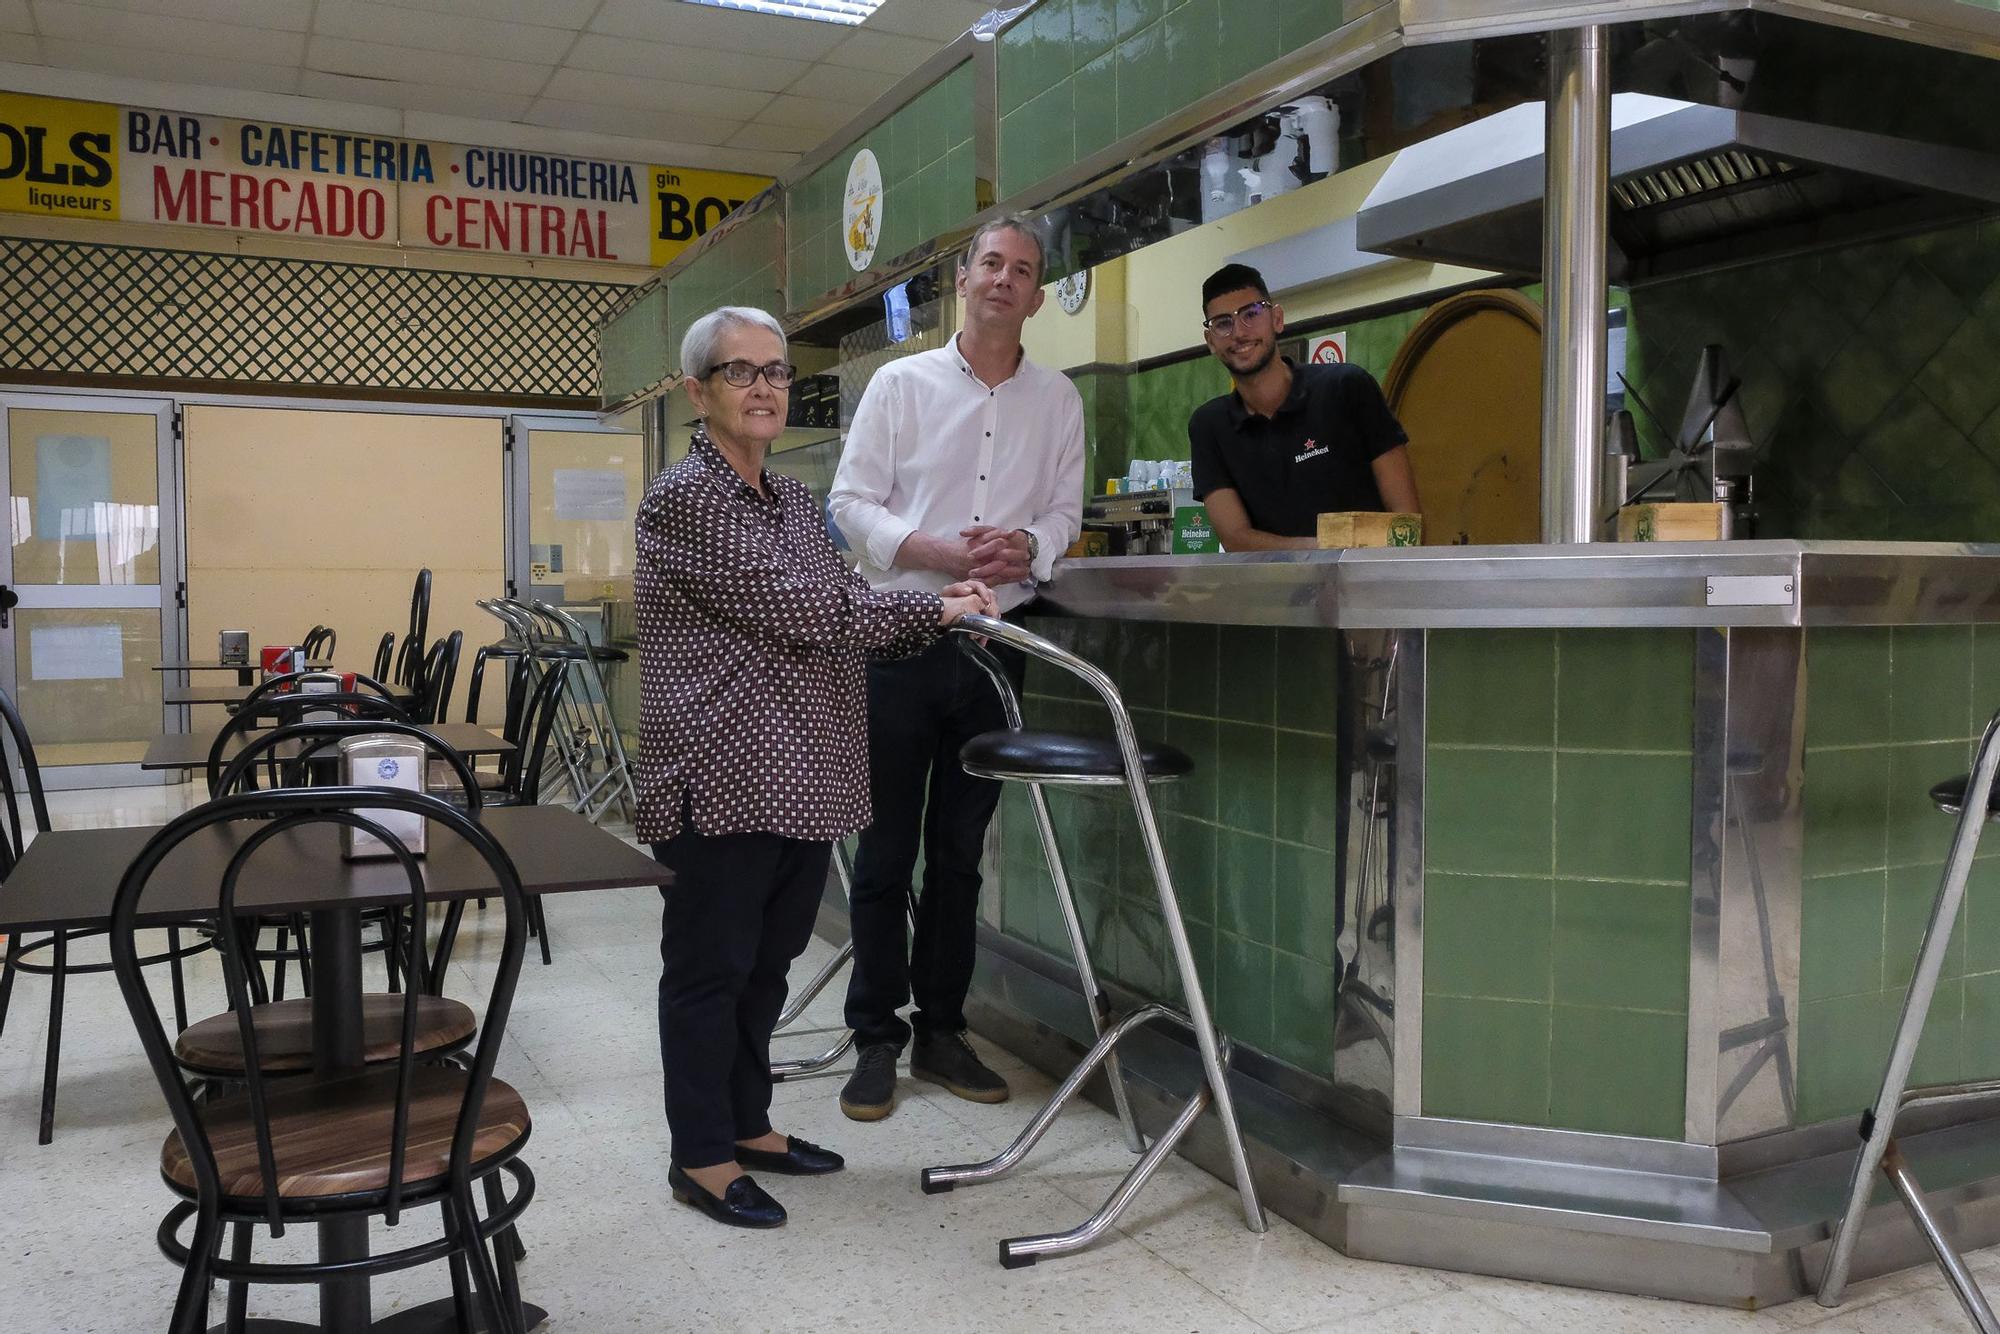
[{"x1": 1227, "y1": 342, "x2": 1277, "y2": 378}]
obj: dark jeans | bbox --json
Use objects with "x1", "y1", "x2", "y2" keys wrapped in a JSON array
[
  {"x1": 654, "y1": 828, "x2": 828, "y2": 1170},
  {"x1": 845, "y1": 635, "x2": 1024, "y2": 1051}
]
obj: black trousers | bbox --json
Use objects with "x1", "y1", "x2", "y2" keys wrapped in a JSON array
[
  {"x1": 654, "y1": 828, "x2": 828, "y2": 1170},
  {"x1": 845, "y1": 635, "x2": 1023, "y2": 1051}
]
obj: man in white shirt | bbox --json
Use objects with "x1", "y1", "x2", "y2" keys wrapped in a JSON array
[{"x1": 829, "y1": 217, "x2": 1084, "y2": 1121}]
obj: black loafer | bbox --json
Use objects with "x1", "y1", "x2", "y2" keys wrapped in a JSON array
[
  {"x1": 668, "y1": 1163, "x2": 786, "y2": 1228},
  {"x1": 736, "y1": 1135, "x2": 845, "y2": 1176}
]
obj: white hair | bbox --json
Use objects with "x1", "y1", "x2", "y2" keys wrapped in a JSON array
[{"x1": 680, "y1": 306, "x2": 787, "y2": 380}]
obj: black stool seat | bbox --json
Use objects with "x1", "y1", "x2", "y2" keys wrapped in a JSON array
[
  {"x1": 961, "y1": 729, "x2": 1193, "y2": 782},
  {"x1": 1931, "y1": 775, "x2": 2000, "y2": 818}
]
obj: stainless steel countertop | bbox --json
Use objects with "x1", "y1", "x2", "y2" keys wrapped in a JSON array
[{"x1": 1038, "y1": 541, "x2": 2000, "y2": 629}]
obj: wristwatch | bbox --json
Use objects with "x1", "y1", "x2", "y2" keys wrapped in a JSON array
[{"x1": 1016, "y1": 528, "x2": 1041, "y2": 567}]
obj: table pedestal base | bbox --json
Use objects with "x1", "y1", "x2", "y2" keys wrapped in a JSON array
[{"x1": 211, "y1": 1298, "x2": 547, "y2": 1332}]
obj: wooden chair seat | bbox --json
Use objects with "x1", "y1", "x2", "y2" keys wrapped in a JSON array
[
  {"x1": 162, "y1": 1065, "x2": 529, "y2": 1200},
  {"x1": 174, "y1": 994, "x2": 476, "y2": 1075}
]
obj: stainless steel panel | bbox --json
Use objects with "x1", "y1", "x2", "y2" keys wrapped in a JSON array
[
  {"x1": 1687, "y1": 627, "x2": 1729, "y2": 1147},
  {"x1": 1713, "y1": 629, "x2": 1806, "y2": 1143},
  {"x1": 1540, "y1": 24, "x2": 1611, "y2": 544},
  {"x1": 1333, "y1": 630, "x2": 1407, "y2": 1129},
  {"x1": 1391, "y1": 630, "x2": 1427, "y2": 1121},
  {"x1": 1395, "y1": 1115, "x2": 1720, "y2": 1178}
]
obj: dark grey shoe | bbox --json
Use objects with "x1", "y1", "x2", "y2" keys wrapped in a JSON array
[
  {"x1": 911, "y1": 1030, "x2": 1010, "y2": 1104},
  {"x1": 840, "y1": 1042, "x2": 900, "y2": 1121}
]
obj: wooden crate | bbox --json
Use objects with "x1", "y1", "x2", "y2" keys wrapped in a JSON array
[
  {"x1": 1316, "y1": 511, "x2": 1424, "y2": 549},
  {"x1": 1616, "y1": 502, "x2": 1726, "y2": 542}
]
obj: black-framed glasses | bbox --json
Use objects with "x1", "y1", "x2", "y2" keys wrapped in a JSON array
[
  {"x1": 708, "y1": 359, "x2": 796, "y2": 388},
  {"x1": 1201, "y1": 300, "x2": 1275, "y2": 337}
]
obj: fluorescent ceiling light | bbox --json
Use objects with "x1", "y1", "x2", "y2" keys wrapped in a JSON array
[{"x1": 680, "y1": 0, "x2": 884, "y2": 24}]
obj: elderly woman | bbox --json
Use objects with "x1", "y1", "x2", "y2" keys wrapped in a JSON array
[{"x1": 637, "y1": 305, "x2": 995, "y2": 1228}]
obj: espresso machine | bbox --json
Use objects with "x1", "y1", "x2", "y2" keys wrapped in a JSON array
[{"x1": 1081, "y1": 489, "x2": 1175, "y2": 555}]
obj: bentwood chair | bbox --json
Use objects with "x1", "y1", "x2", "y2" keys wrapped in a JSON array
[
  {"x1": 413, "y1": 631, "x2": 464, "y2": 726},
  {"x1": 300, "y1": 625, "x2": 337, "y2": 661},
  {"x1": 393, "y1": 569, "x2": 434, "y2": 693},
  {"x1": 173, "y1": 722, "x2": 487, "y2": 1082},
  {"x1": 918, "y1": 615, "x2": 1265, "y2": 1267},
  {"x1": 372, "y1": 632, "x2": 396, "y2": 684},
  {"x1": 0, "y1": 685, "x2": 209, "y2": 1144},
  {"x1": 110, "y1": 787, "x2": 534, "y2": 1334}
]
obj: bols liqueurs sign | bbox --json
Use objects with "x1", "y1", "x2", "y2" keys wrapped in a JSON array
[{"x1": 0, "y1": 93, "x2": 117, "y2": 220}]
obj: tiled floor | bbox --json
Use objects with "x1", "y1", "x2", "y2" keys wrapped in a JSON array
[{"x1": 3, "y1": 783, "x2": 1996, "y2": 1332}]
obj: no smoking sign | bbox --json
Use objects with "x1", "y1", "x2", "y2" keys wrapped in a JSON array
[{"x1": 1309, "y1": 332, "x2": 1348, "y2": 364}]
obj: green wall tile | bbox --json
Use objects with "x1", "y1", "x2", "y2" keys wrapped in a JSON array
[
  {"x1": 1117, "y1": 0, "x2": 1163, "y2": 38},
  {"x1": 1113, "y1": 19, "x2": 1169, "y2": 144},
  {"x1": 1274, "y1": 729, "x2": 1339, "y2": 850},
  {"x1": 1976, "y1": 626, "x2": 2000, "y2": 723},
  {"x1": 1892, "y1": 626, "x2": 1974, "y2": 742},
  {"x1": 1803, "y1": 746, "x2": 1891, "y2": 877},
  {"x1": 1074, "y1": 48, "x2": 1119, "y2": 161},
  {"x1": 1160, "y1": 714, "x2": 1217, "y2": 820},
  {"x1": 1278, "y1": 0, "x2": 1343, "y2": 49},
  {"x1": 1427, "y1": 747, "x2": 1554, "y2": 878},
  {"x1": 1270, "y1": 949, "x2": 1336, "y2": 1073},
  {"x1": 1884, "y1": 861, "x2": 1966, "y2": 990},
  {"x1": 1272, "y1": 629, "x2": 1340, "y2": 730},
  {"x1": 1808, "y1": 629, "x2": 1895, "y2": 748},
  {"x1": 1216, "y1": 722, "x2": 1275, "y2": 834},
  {"x1": 1963, "y1": 973, "x2": 2000, "y2": 1073},
  {"x1": 1964, "y1": 858, "x2": 2000, "y2": 974},
  {"x1": 1887, "y1": 741, "x2": 1971, "y2": 867},
  {"x1": 1548, "y1": 1006, "x2": 1687, "y2": 1139},
  {"x1": 1119, "y1": 622, "x2": 1169, "y2": 711},
  {"x1": 1217, "y1": 627, "x2": 1277, "y2": 726},
  {"x1": 1273, "y1": 842, "x2": 1338, "y2": 964},
  {"x1": 1427, "y1": 631, "x2": 1555, "y2": 748},
  {"x1": 1216, "y1": 827, "x2": 1274, "y2": 941},
  {"x1": 998, "y1": 0, "x2": 1069, "y2": 115},
  {"x1": 1162, "y1": 813, "x2": 1217, "y2": 924},
  {"x1": 1215, "y1": 930, "x2": 1275, "y2": 1049},
  {"x1": 1913, "y1": 979, "x2": 1964, "y2": 1088},
  {"x1": 999, "y1": 80, "x2": 1074, "y2": 200},
  {"x1": 1167, "y1": 621, "x2": 1218, "y2": 715},
  {"x1": 1423, "y1": 996, "x2": 1551, "y2": 1126},
  {"x1": 1550, "y1": 880, "x2": 1690, "y2": 1012},
  {"x1": 1073, "y1": 0, "x2": 1119, "y2": 63},
  {"x1": 1801, "y1": 869, "x2": 1888, "y2": 1002},
  {"x1": 1425, "y1": 873, "x2": 1553, "y2": 1003},
  {"x1": 1218, "y1": 2, "x2": 1287, "y2": 84},
  {"x1": 1797, "y1": 990, "x2": 1899, "y2": 1124},
  {"x1": 1160, "y1": 0, "x2": 1220, "y2": 102},
  {"x1": 1553, "y1": 751, "x2": 1693, "y2": 884},
  {"x1": 1556, "y1": 630, "x2": 1694, "y2": 752}
]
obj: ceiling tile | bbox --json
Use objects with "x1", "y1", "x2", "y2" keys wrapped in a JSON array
[
  {"x1": 312, "y1": 0, "x2": 575, "y2": 64},
  {"x1": 781, "y1": 60, "x2": 891, "y2": 104},
  {"x1": 307, "y1": 33, "x2": 551, "y2": 94},
  {"x1": 565, "y1": 32, "x2": 806, "y2": 93},
  {"x1": 355, "y1": 0, "x2": 601, "y2": 25},
  {"x1": 297, "y1": 69, "x2": 535, "y2": 122},
  {"x1": 860, "y1": 0, "x2": 986, "y2": 42},
  {"x1": 724, "y1": 121, "x2": 818, "y2": 154},
  {"x1": 541, "y1": 67, "x2": 773, "y2": 120},
  {"x1": 34, "y1": 1, "x2": 307, "y2": 62},
  {"x1": 0, "y1": 34, "x2": 41, "y2": 60},
  {"x1": 525, "y1": 96, "x2": 743, "y2": 148},
  {"x1": 46, "y1": 0, "x2": 313, "y2": 29},
  {"x1": 588, "y1": 0, "x2": 845, "y2": 60},
  {"x1": 821, "y1": 26, "x2": 937, "y2": 75},
  {"x1": 754, "y1": 92, "x2": 863, "y2": 131},
  {"x1": 37, "y1": 36, "x2": 302, "y2": 95},
  {"x1": 0, "y1": 0, "x2": 33, "y2": 34}
]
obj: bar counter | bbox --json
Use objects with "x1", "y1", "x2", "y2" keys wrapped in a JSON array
[{"x1": 959, "y1": 539, "x2": 2000, "y2": 1306}]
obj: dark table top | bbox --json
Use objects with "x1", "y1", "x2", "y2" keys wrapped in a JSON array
[
  {"x1": 153, "y1": 660, "x2": 332, "y2": 672},
  {"x1": 139, "y1": 722, "x2": 514, "y2": 771},
  {"x1": 164, "y1": 682, "x2": 416, "y2": 706},
  {"x1": 0, "y1": 805, "x2": 668, "y2": 933}
]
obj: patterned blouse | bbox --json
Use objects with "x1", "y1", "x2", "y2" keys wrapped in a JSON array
[{"x1": 634, "y1": 427, "x2": 943, "y2": 843}]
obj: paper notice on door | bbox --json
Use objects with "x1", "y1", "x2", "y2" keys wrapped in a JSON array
[
  {"x1": 552, "y1": 469, "x2": 629, "y2": 521},
  {"x1": 30, "y1": 623, "x2": 124, "y2": 680}
]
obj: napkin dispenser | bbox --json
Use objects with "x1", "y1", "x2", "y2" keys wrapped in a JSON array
[
  {"x1": 219, "y1": 630, "x2": 249, "y2": 665},
  {"x1": 338, "y1": 734, "x2": 427, "y2": 860}
]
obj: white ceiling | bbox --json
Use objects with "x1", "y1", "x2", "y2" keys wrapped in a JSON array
[{"x1": 0, "y1": 0, "x2": 1000, "y2": 176}]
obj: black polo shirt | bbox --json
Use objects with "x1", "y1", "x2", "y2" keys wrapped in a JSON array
[{"x1": 1188, "y1": 359, "x2": 1408, "y2": 539}]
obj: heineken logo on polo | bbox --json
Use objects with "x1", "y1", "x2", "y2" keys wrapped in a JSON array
[
  {"x1": 1295, "y1": 439, "x2": 1328, "y2": 463},
  {"x1": 843, "y1": 147, "x2": 882, "y2": 272}
]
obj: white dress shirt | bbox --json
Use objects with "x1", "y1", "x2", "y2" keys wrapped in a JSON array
[{"x1": 829, "y1": 336, "x2": 1085, "y2": 613}]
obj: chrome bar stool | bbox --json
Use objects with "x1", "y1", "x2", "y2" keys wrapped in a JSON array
[
  {"x1": 1819, "y1": 710, "x2": 2000, "y2": 1330},
  {"x1": 920, "y1": 614, "x2": 1265, "y2": 1268}
]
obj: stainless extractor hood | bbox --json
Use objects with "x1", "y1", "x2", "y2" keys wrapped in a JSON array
[{"x1": 1355, "y1": 94, "x2": 2000, "y2": 284}]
